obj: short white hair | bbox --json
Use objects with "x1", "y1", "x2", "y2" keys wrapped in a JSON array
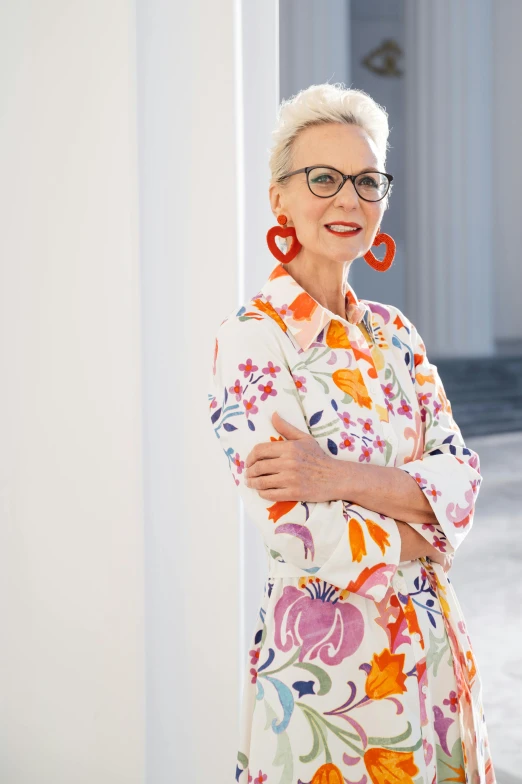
[{"x1": 269, "y1": 82, "x2": 391, "y2": 185}]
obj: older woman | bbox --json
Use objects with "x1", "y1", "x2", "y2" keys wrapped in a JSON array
[{"x1": 209, "y1": 84, "x2": 495, "y2": 784}]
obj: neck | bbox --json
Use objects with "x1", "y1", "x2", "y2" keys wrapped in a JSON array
[{"x1": 284, "y1": 252, "x2": 353, "y2": 320}]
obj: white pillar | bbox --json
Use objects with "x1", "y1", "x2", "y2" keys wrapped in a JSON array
[
  {"x1": 404, "y1": 0, "x2": 494, "y2": 358},
  {"x1": 136, "y1": 0, "x2": 279, "y2": 780}
]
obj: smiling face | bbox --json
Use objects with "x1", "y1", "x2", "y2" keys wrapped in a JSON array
[{"x1": 269, "y1": 122, "x2": 388, "y2": 266}]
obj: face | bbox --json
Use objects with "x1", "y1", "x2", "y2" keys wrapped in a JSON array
[{"x1": 269, "y1": 122, "x2": 389, "y2": 265}]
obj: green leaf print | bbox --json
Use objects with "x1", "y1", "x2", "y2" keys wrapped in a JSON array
[
  {"x1": 293, "y1": 661, "x2": 333, "y2": 696},
  {"x1": 426, "y1": 627, "x2": 450, "y2": 677}
]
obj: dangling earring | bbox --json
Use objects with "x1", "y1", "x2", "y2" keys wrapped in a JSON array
[
  {"x1": 266, "y1": 214, "x2": 302, "y2": 263},
  {"x1": 363, "y1": 226, "x2": 396, "y2": 272}
]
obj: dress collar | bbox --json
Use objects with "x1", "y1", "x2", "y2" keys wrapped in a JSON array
[{"x1": 256, "y1": 262, "x2": 373, "y2": 351}]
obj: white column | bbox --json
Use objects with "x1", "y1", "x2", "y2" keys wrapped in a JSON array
[
  {"x1": 404, "y1": 0, "x2": 494, "y2": 358},
  {"x1": 136, "y1": 0, "x2": 279, "y2": 780},
  {"x1": 279, "y1": 0, "x2": 351, "y2": 100}
]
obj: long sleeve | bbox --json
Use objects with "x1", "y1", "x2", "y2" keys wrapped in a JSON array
[
  {"x1": 395, "y1": 315, "x2": 483, "y2": 556},
  {"x1": 208, "y1": 313, "x2": 402, "y2": 603}
]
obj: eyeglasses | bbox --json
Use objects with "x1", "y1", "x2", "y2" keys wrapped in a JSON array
[{"x1": 278, "y1": 165, "x2": 393, "y2": 202}]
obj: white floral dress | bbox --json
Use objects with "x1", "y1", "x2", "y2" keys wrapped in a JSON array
[{"x1": 208, "y1": 261, "x2": 496, "y2": 784}]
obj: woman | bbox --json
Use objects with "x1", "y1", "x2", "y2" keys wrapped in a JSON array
[{"x1": 208, "y1": 84, "x2": 495, "y2": 784}]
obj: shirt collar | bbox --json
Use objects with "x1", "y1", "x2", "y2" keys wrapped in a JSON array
[{"x1": 255, "y1": 261, "x2": 373, "y2": 351}]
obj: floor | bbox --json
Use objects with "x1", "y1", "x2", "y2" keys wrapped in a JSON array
[{"x1": 449, "y1": 430, "x2": 522, "y2": 783}]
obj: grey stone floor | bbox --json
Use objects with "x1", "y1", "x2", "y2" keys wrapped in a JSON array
[{"x1": 449, "y1": 431, "x2": 522, "y2": 782}]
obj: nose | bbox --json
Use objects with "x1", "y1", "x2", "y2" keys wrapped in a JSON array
[{"x1": 331, "y1": 177, "x2": 360, "y2": 209}]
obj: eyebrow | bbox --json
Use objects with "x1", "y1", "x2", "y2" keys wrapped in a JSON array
[{"x1": 313, "y1": 164, "x2": 382, "y2": 174}]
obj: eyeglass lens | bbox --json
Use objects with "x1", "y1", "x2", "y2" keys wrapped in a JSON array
[{"x1": 307, "y1": 167, "x2": 389, "y2": 200}]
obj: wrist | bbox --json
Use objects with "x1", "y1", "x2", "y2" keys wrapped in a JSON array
[{"x1": 329, "y1": 458, "x2": 364, "y2": 503}]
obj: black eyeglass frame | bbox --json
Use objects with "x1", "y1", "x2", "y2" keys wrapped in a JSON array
[{"x1": 278, "y1": 165, "x2": 394, "y2": 202}]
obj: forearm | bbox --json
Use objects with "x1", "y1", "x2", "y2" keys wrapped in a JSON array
[{"x1": 332, "y1": 460, "x2": 437, "y2": 525}]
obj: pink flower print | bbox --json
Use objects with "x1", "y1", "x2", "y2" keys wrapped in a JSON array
[
  {"x1": 210, "y1": 397, "x2": 217, "y2": 409},
  {"x1": 243, "y1": 396, "x2": 258, "y2": 419},
  {"x1": 339, "y1": 432, "x2": 355, "y2": 451},
  {"x1": 358, "y1": 417, "x2": 374, "y2": 435},
  {"x1": 293, "y1": 374, "x2": 307, "y2": 393},
  {"x1": 418, "y1": 391, "x2": 432, "y2": 406},
  {"x1": 471, "y1": 478, "x2": 480, "y2": 495},
  {"x1": 275, "y1": 303, "x2": 291, "y2": 318},
  {"x1": 262, "y1": 360, "x2": 281, "y2": 377},
  {"x1": 373, "y1": 436, "x2": 386, "y2": 453},
  {"x1": 386, "y1": 398, "x2": 395, "y2": 414},
  {"x1": 258, "y1": 380, "x2": 277, "y2": 401},
  {"x1": 411, "y1": 471, "x2": 426, "y2": 487},
  {"x1": 249, "y1": 647, "x2": 260, "y2": 666},
  {"x1": 254, "y1": 772, "x2": 267, "y2": 784},
  {"x1": 359, "y1": 445, "x2": 373, "y2": 462},
  {"x1": 233, "y1": 453, "x2": 245, "y2": 474},
  {"x1": 381, "y1": 382, "x2": 394, "y2": 398},
  {"x1": 443, "y1": 690, "x2": 459, "y2": 713},
  {"x1": 248, "y1": 773, "x2": 253, "y2": 784},
  {"x1": 433, "y1": 536, "x2": 447, "y2": 552},
  {"x1": 434, "y1": 399, "x2": 442, "y2": 417},
  {"x1": 427, "y1": 483, "x2": 442, "y2": 502},
  {"x1": 233, "y1": 476, "x2": 240, "y2": 486},
  {"x1": 229, "y1": 378, "x2": 243, "y2": 401},
  {"x1": 397, "y1": 399, "x2": 413, "y2": 419},
  {"x1": 274, "y1": 583, "x2": 364, "y2": 664},
  {"x1": 238, "y1": 358, "x2": 258, "y2": 378},
  {"x1": 337, "y1": 410, "x2": 353, "y2": 428},
  {"x1": 250, "y1": 667, "x2": 258, "y2": 684},
  {"x1": 422, "y1": 523, "x2": 436, "y2": 533}
]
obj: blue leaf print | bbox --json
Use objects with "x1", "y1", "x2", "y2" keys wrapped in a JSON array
[
  {"x1": 224, "y1": 386, "x2": 228, "y2": 405},
  {"x1": 309, "y1": 410, "x2": 323, "y2": 426},
  {"x1": 247, "y1": 419, "x2": 256, "y2": 431},
  {"x1": 392, "y1": 335, "x2": 402, "y2": 349},
  {"x1": 327, "y1": 438, "x2": 338, "y2": 455},
  {"x1": 331, "y1": 398, "x2": 338, "y2": 411},
  {"x1": 254, "y1": 628, "x2": 263, "y2": 645},
  {"x1": 223, "y1": 422, "x2": 238, "y2": 432},
  {"x1": 265, "y1": 675, "x2": 295, "y2": 734},
  {"x1": 211, "y1": 407, "x2": 222, "y2": 424}
]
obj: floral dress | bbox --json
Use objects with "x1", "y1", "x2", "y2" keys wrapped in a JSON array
[{"x1": 208, "y1": 261, "x2": 496, "y2": 784}]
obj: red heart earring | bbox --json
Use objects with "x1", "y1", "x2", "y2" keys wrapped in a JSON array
[
  {"x1": 363, "y1": 226, "x2": 396, "y2": 272},
  {"x1": 266, "y1": 214, "x2": 302, "y2": 263}
]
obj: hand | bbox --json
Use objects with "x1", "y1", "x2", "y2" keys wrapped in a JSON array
[
  {"x1": 244, "y1": 411, "x2": 341, "y2": 502},
  {"x1": 427, "y1": 548, "x2": 454, "y2": 573}
]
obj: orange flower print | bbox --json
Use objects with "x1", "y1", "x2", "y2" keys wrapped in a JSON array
[
  {"x1": 251, "y1": 297, "x2": 288, "y2": 333},
  {"x1": 325, "y1": 319, "x2": 351, "y2": 348},
  {"x1": 365, "y1": 519, "x2": 391, "y2": 555},
  {"x1": 332, "y1": 368, "x2": 372, "y2": 408},
  {"x1": 266, "y1": 500, "x2": 298, "y2": 522},
  {"x1": 349, "y1": 517, "x2": 367, "y2": 562},
  {"x1": 289, "y1": 291, "x2": 318, "y2": 321},
  {"x1": 363, "y1": 747, "x2": 419, "y2": 784},
  {"x1": 365, "y1": 648, "x2": 408, "y2": 699},
  {"x1": 311, "y1": 762, "x2": 345, "y2": 784},
  {"x1": 233, "y1": 453, "x2": 245, "y2": 474}
]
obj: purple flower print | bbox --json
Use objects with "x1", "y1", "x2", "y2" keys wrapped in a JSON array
[
  {"x1": 373, "y1": 436, "x2": 386, "y2": 453},
  {"x1": 385, "y1": 398, "x2": 395, "y2": 415},
  {"x1": 257, "y1": 380, "x2": 277, "y2": 401},
  {"x1": 243, "y1": 396, "x2": 258, "y2": 419},
  {"x1": 229, "y1": 378, "x2": 243, "y2": 401},
  {"x1": 418, "y1": 391, "x2": 432, "y2": 407},
  {"x1": 443, "y1": 690, "x2": 459, "y2": 713},
  {"x1": 339, "y1": 432, "x2": 355, "y2": 451},
  {"x1": 274, "y1": 583, "x2": 365, "y2": 665},
  {"x1": 262, "y1": 360, "x2": 281, "y2": 378},
  {"x1": 293, "y1": 374, "x2": 307, "y2": 393},
  {"x1": 358, "y1": 417, "x2": 374, "y2": 435},
  {"x1": 249, "y1": 647, "x2": 260, "y2": 666},
  {"x1": 434, "y1": 399, "x2": 442, "y2": 417},
  {"x1": 359, "y1": 445, "x2": 373, "y2": 463},
  {"x1": 397, "y1": 399, "x2": 413, "y2": 419},
  {"x1": 427, "y1": 483, "x2": 442, "y2": 502},
  {"x1": 381, "y1": 382, "x2": 394, "y2": 398},
  {"x1": 423, "y1": 738, "x2": 434, "y2": 765},
  {"x1": 337, "y1": 410, "x2": 354, "y2": 428},
  {"x1": 238, "y1": 357, "x2": 258, "y2": 377},
  {"x1": 275, "y1": 303, "x2": 291, "y2": 318},
  {"x1": 433, "y1": 536, "x2": 447, "y2": 552},
  {"x1": 250, "y1": 667, "x2": 258, "y2": 684},
  {"x1": 254, "y1": 772, "x2": 267, "y2": 784},
  {"x1": 422, "y1": 523, "x2": 436, "y2": 533},
  {"x1": 233, "y1": 453, "x2": 245, "y2": 474}
]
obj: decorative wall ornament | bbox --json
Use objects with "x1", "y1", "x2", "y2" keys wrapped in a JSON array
[{"x1": 361, "y1": 39, "x2": 403, "y2": 77}]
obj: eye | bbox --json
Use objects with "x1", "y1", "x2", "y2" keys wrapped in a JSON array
[
  {"x1": 311, "y1": 173, "x2": 335, "y2": 184},
  {"x1": 359, "y1": 175, "x2": 379, "y2": 187}
]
